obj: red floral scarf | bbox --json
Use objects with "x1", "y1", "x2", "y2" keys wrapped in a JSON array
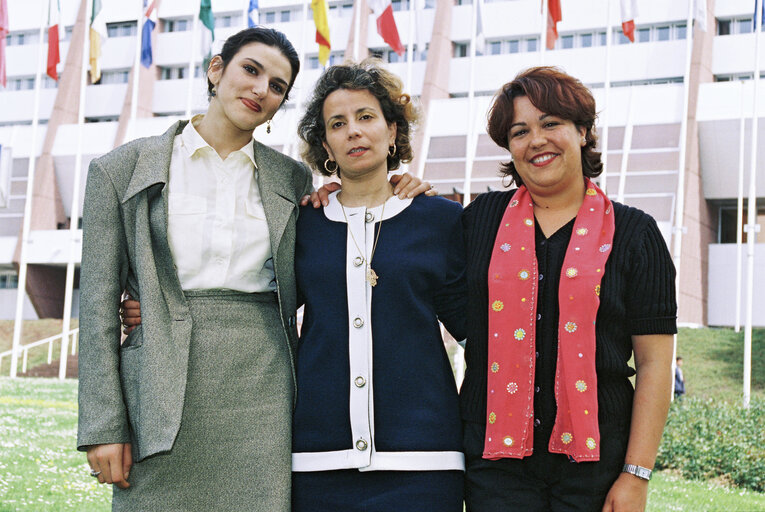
[{"x1": 483, "y1": 179, "x2": 615, "y2": 462}]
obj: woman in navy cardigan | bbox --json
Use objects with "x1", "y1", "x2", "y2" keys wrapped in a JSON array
[{"x1": 291, "y1": 60, "x2": 466, "y2": 512}]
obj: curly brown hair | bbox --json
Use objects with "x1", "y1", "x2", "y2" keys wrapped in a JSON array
[
  {"x1": 486, "y1": 66, "x2": 602, "y2": 187},
  {"x1": 298, "y1": 58, "x2": 419, "y2": 176}
]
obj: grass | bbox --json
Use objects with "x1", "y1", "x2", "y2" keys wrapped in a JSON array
[
  {"x1": 0, "y1": 323, "x2": 763, "y2": 510},
  {"x1": 0, "y1": 319, "x2": 79, "y2": 376},
  {"x1": 675, "y1": 327, "x2": 765, "y2": 402},
  {"x1": 0, "y1": 377, "x2": 111, "y2": 511}
]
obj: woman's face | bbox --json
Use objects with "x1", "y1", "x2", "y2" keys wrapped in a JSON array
[
  {"x1": 321, "y1": 88, "x2": 397, "y2": 181},
  {"x1": 507, "y1": 95, "x2": 586, "y2": 194},
  {"x1": 207, "y1": 42, "x2": 292, "y2": 134}
]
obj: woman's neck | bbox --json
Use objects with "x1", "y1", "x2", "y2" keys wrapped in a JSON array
[
  {"x1": 529, "y1": 178, "x2": 587, "y2": 237},
  {"x1": 195, "y1": 105, "x2": 254, "y2": 160},
  {"x1": 337, "y1": 173, "x2": 393, "y2": 208}
]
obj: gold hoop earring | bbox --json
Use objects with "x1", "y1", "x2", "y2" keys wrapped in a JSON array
[
  {"x1": 267, "y1": 120, "x2": 272, "y2": 134},
  {"x1": 324, "y1": 159, "x2": 338, "y2": 173},
  {"x1": 388, "y1": 143, "x2": 396, "y2": 157}
]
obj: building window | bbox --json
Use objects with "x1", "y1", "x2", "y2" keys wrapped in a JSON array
[
  {"x1": 106, "y1": 21, "x2": 138, "y2": 38},
  {"x1": 489, "y1": 41, "x2": 502, "y2": 55},
  {"x1": 717, "y1": 19, "x2": 731, "y2": 35},
  {"x1": 215, "y1": 14, "x2": 240, "y2": 28},
  {"x1": 100, "y1": 70, "x2": 130, "y2": 84},
  {"x1": 0, "y1": 273, "x2": 19, "y2": 289},
  {"x1": 675, "y1": 23, "x2": 687, "y2": 39},
  {"x1": 656, "y1": 25, "x2": 670, "y2": 41},
  {"x1": 637, "y1": 27, "x2": 650, "y2": 42},
  {"x1": 392, "y1": 0, "x2": 409, "y2": 10},
  {"x1": 580, "y1": 33, "x2": 593, "y2": 48},
  {"x1": 163, "y1": 18, "x2": 190, "y2": 32},
  {"x1": 280, "y1": 10, "x2": 291, "y2": 22},
  {"x1": 524, "y1": 37, "x2": 538, "y2": 52},
  {"x1": 454, "y1": 42, "x2": 468, "y2": 58},
  {"x1": 737, "y1": 18, "x2": 753, "y2": 34},
  {"x1": 560, "y1": 34, "x2": 574, "y2": 49},
  {"x1": 718, "y1": 207, "x2": 765, "y2": 243}
]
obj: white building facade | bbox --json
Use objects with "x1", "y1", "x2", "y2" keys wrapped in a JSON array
[{"x1": 0, "y1": 0, "x2": 763, "y2": 325}]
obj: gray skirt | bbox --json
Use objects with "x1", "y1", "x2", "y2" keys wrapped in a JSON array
[{"x1": 113, "y1": 290, "x2": 293, "y2": 512}]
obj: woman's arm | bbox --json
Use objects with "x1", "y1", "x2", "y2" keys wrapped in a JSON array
[
  {"x1": 77, "y1": 159, "x2": 132, "y2": 489},
  {"x1": 601, "y1": 334, "x2": 673, "y2": 512}
]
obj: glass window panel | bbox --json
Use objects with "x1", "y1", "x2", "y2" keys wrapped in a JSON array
[
  {"x1": 657, "y1": 26, "x2": 670, "y2": 40},
  {"x1": 717, "y1": 19, "x2": 731, "y2": 35},
  {"x1": 598, "y1": 31, "x2": 606, "y2": 46},
  {"x1": 280, "y1": 10, "x2": 290, "y2": 22},
  {"x1": 580, "y1": 33, "x2": 593, "y2": 48},
  {"x1": 676, "y1": 23, "x2": 686, "y2": 39},
  {"x1": 561, "y1": 35, "x2": 574, "y2": 48},
  {"x1": 490, "y1": 41, "x2": 502, "y2": 55},
  {"x1": 637, "y1": 28, "x2": 650, "y2": 42},
  {"x1": 508, "y1": 39, "x2": 519, "y2": 53},
  {"x1": 266, "y1": 12, "x2": 275, "y2": 23},
  {"x1": 737, "y1": 18, "x2": 752, "y2": 34},
  {"x1": 525, "y1": 37, "x2": 537, "y2": 52}
]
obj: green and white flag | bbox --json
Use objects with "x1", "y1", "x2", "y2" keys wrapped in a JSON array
[{"x1": 200, "y1": 0, "x2": 215, "y2": 69}]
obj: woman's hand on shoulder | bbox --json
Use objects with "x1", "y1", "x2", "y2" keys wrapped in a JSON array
[
  {"x1": 601, "y1": 472, "x2": 648, "y2": 512},
  {"x1": 87, "y1": 443, "x2": 132, "y2": 489},
  {"x1": 298, "y1": 173, "x2": 436, "y2": 209}
]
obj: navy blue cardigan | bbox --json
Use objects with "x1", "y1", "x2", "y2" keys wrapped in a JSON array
[{"x1": 292, "y1": 194, "x2": 467, "y2": 472}]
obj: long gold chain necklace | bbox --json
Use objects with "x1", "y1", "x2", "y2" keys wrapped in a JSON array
[{"x1": 340, "y1": 200, "x2": 386, "y2": 287}]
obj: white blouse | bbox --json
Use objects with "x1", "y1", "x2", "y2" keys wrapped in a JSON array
[{"x1": 166, "y1": 116, "x2": 275, "y2": 292}]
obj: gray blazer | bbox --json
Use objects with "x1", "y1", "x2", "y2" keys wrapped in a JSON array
[{"x1": 77, "y1": 121, "x2": 312, "y2": 462}]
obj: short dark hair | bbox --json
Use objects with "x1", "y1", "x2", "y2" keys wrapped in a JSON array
[
  {"x1": 207, "y1": 27, "x2": 300, "y2": 103},
  {"x1": 297, "y1": 58, "x2": 419, "y2": 176},
  {"x1": 486, "y1": 66, "x2": 602, "y2": 187}
]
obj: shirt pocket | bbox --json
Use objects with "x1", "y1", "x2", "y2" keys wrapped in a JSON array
[
  {"x1": 244, "y1": 195, "x2": 267, "y2": 220},
  {"x1": 167, "y1": 193, "x2": 208, "y2": 273}
]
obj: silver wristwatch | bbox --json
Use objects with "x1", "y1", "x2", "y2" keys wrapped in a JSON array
[{"x1": 622, "y1": 463, "x2": 652, "y2": 481}]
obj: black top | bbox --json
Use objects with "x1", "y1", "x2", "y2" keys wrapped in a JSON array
[{"x1": 460, "y1": 190, "x2": 677, "y2": 448}]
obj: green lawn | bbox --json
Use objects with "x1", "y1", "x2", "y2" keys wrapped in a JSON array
[{"x1": 0, "y1": 325, "x2": 763, "y2": 510}]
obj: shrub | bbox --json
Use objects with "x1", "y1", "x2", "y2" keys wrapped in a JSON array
[{"x1": 656, "y1": 397, "x2": 764, "y2": 492}]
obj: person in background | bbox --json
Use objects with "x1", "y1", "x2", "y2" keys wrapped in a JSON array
[
  {"x1": 674, "y1": 356, "x2": 685, "y2": 399},
  {"x1": 78, "y1": 27, "x2": 428, "y2": 511},
  {"x1": 460, "y1": 67, "x2": 677, "y2": 512},
  {"x1": 289, "y1": 59, "x2": 467, "y2": 512}
]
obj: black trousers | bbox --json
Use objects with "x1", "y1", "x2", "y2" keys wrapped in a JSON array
[{"x1": 463, "y1": 421, "x2": 628, "y2": 512}]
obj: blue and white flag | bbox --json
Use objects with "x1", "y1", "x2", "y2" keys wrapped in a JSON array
[
  {"x1": 755, "y1": 0, "x2": 765, "y2": 31},
  {"x1": 248, "y1": 0, "x2": 258, "y2": 27},
  {"x1": 141, "y1": 0, "x2": 158, "y2": 68}
]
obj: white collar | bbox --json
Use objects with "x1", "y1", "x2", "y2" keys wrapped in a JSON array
[{"x1": 323, "y1": 190, "x2": 412, "y2": 223}]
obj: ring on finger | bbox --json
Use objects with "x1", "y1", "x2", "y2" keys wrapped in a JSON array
[{"x1": 90, "y1": 469, "x2": 102, "y2": 477}]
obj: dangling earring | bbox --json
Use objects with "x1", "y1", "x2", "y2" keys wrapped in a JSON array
[
  {"x1": 324, "y1": 159, "x2": 338, "y2": 173},
  {"x1": 581, "y1": 136, "x2": 586, "y2": 146},
  {"x1": 388, "y1": 142, "x2": 397, "y2": 157},
  {"x1": 266, "y1": 120, "x2": 272, "y2": 134},
  {"x1": 210, "y1": 87, "x2": 217, "y2": 97}
]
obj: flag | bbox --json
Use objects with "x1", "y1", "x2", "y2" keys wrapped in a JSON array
[
  {"x1": 0, "y1": 0, "x2": 8, "y2": 88},
  {"x1": 248, "y1": 0, "x2": 258, "y2": 28},
  {"x1": 89, "y1": 0, "x2": 108, "y2": 82},
  {"x1": 756, "y1": 0, "x2": 765, "y2": 31},
  {"x1": 619, "y1": 0, "x2": 637, "y2": 42},
  {"x1": 370, "y1": 0, "x2": 405, "y2": 56},
  {"x1": 312, "y1": 0, "x2": 330, "y2": 66},
  {"x1": 200, "y1": 0, "x2": 215, "y2": 69},
  {"x1": 546, "y1": 0, "x2": 562, "y2": 50},
  {"x1": 47, "y1": 0, "x2": 60, "y2": 80},
  {"x1": 141, "y1": 0, "x2": 158, "y2": 68},
  {"x1": 694, "y1": 0, "x2": 707, "y2": 32}
]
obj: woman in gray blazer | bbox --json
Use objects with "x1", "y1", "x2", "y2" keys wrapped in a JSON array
[{"x1": 77, "y1": 27, "x2": 308, "y2": 511}]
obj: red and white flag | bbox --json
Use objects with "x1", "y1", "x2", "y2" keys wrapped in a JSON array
[
  {"x1": 47, "y1": 0, "x2": 60, "y2": 80},
  {"x1": 369, "y1": 0, "x2": 405, "y2": 56},
  {"x1": 546, "y1": 0, "x2": 562, "y2": 50},
  {"x1": 620, "y1": 0, "x2": 638, "y2": 43},
  {"x1": 0, "y1": 0, "x2": 9, "y2": 88}
]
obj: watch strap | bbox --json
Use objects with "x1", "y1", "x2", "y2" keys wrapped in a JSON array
[{"x1": 622, "y1": 463, "x2": 652, "y2": 481}]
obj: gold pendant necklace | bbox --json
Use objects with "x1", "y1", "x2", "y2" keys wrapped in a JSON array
[{"x1": 340, "y1": 200, "x2": 386, "y2": 287}]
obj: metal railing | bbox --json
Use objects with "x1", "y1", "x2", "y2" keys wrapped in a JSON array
[{"x1": 0, "y1": 328, "x2": 79, "y2": 377}]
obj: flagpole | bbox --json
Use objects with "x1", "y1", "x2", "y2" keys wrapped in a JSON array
[
  {"x1": 742, "y1": 0, "x2": 762, "y2": 409},
  {"x1": 405, "y1": 0, "x2": 414, "y2": 91},
  {"x1": 185, "y1": 4, "x2": 201, "y2": 119},
  {"x1": 10, "y1": 2, "x2": 48, "y2": 378},
  {"x1": 735, "y1": 80, "x2": 746, "y2": 333},
  {"x1": 540, "y1": 0, "x2": 548, "y2": 65},
  {"x1": 288, "y1": 0, "x2": 310, "y2": 161},
  {"x1": 59, "y1": 0, "x2": 93, "y2": 380},
  {"x1": 461, "y1": 0, "x2": 478, "y2": 207},
  {"x1": 600, "y1": 0, "x2": 613, "y2": 194},
  {"x1": 129, "y1": 0, "x2": 142, "y2": 138},
  {"x1": 353, "y1": 0, "x2": 361, "y2": 60}
]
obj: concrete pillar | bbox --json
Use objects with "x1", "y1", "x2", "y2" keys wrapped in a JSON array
[
  {"x1": 12, "y1": 0, "x2": 89, "y2": 318},
  {"x1": 677, "y1": 0, "x2": 716, "y2": 325}
]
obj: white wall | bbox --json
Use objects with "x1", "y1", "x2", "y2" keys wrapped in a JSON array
[{"x1": 708, "y1": 244, "x2": 765, "y2": 327}]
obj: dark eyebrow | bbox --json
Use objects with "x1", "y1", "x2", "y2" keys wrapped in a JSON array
[
  {"x1": 510, "y1": 113, "x2": 552, "y2": 129},
  {"x1": 242, "y1": 57, "x2": 289, "y2": 88}
]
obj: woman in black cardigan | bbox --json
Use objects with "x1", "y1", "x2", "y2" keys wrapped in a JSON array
[{"x1": 461, "y1": 67, "x2": 676, "y2": 512}]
